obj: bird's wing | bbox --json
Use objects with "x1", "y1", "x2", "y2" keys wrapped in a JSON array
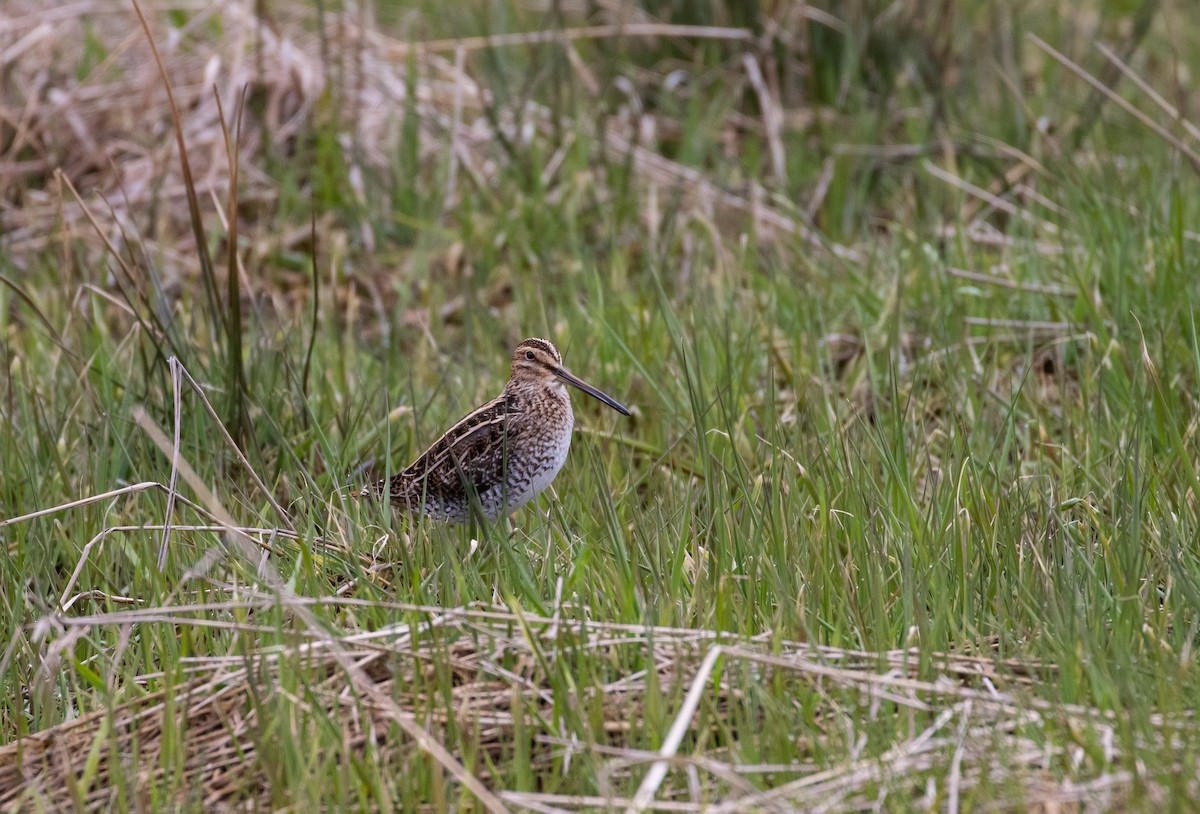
[{"x1": 386, "y1": 393, "x2": 525, "y2": 502}]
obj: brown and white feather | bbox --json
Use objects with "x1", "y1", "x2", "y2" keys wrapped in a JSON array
[{"x1": 370, "y1": 338, "x2": 627, "y2": 523}]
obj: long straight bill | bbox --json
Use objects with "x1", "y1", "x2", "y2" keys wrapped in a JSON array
[{"x1": 554, "y1": 368, "x2": 632, "y2": 416}]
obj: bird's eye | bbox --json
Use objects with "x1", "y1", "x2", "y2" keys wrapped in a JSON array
[{"x1": 525, "y1": 351, "x2": 536, "y2": 360}]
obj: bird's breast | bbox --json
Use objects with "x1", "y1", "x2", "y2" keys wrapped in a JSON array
[{"x1": 491, "y1": 392, "x2": 574, "y2": 514}]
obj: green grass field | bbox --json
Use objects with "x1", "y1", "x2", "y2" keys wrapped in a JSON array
[{"x1": 3, "y1": 0, "x2": 1200, "y2": 810}]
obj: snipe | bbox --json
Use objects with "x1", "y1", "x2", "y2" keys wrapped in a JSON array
[{"x1": 371, "y1": 338, "x2": 631, "y2": 523}]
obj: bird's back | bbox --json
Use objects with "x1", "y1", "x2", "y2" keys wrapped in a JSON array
[{"x1": 386, "y1": 384, "x2": 574, "y2": 522}]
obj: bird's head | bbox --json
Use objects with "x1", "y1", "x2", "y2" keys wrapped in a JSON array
[{"x1": 509, "y1": 337, "x2": 631, "y2": 416}]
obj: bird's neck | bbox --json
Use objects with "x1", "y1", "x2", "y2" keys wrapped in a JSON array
[{"x1": 504, "y1": 378, "x2": 571, "y2": 408}]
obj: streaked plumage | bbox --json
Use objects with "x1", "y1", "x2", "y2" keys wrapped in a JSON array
[{"x1": 375, "y1": 338, "x2": 631, "y2": 523}]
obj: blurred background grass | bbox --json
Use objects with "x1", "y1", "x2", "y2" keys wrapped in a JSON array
[{"x1": 2, "y1": 0, "x2": 1200, "y2": 810}]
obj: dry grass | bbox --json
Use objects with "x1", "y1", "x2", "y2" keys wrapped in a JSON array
[
  {"x1": 0, "y1": 593, "x2": 1151, "y2": 812},
  {"x1": 0, "y1": 0, "x2": 845, "y2": 282}
]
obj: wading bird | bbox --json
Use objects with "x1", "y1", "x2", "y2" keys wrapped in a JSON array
[{"x1": 371, "y1": 338, "x2": 631, "y2": 523}]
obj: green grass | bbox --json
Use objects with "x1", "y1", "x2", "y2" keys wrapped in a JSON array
[{"x1": 3, "y1": 0, "x2": 1200, "y2": 810}]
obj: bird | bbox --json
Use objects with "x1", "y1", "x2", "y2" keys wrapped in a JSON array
[{"x1": 371, "y1": 338, "x2": 631, "y2": 523}]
